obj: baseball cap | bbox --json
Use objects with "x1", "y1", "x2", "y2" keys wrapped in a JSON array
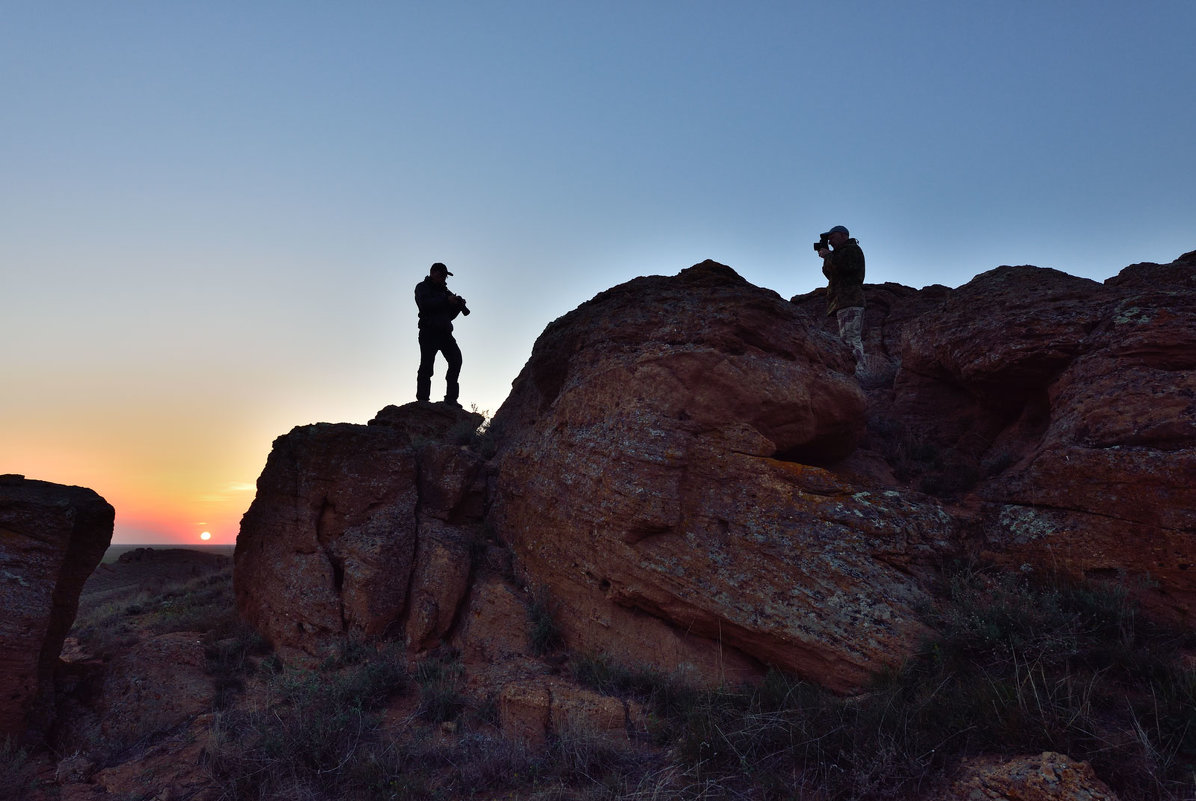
[
  {"x1": 430, "y1": 262, "x2": 453, "y2": 275},
  {"x1": 820, "y1": 225, "x2": 850, "y2": 237}
]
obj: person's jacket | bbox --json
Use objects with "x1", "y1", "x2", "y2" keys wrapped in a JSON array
[
  {"x1": 821, "y1": 239, "x2": 865, "y2": 314},
  {"x1": 414, "y1": 278, "x2": 462, "y2": 335}
]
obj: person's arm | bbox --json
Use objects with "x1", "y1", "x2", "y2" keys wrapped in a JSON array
[{"x1": 820, "y1": 249, "x2": 835, "y2": 281}]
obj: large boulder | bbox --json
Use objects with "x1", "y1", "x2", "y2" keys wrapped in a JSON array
[
  {"x1": 0, "y1": 475, "x2": 113, "y2": 739},
  {"x1": 490, "y1": 261, "x2": 955, "y2": 691},
  {"x1": 974, "y1": 259, "x2": 1196, "y2": 622},
  {"x1": 871, "y1": 266, "x2": 1113, "y2": 499},
  {"x1": 837, "y1": 256, "x2": 1196, "y2": 624},
  {"x1": 233, "y1": 404, "x2": 487, "y2": 659}
]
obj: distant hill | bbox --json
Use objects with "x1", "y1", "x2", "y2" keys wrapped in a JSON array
[{"x1": 83, "y1": 546, "x2": 233, "y2": 606}]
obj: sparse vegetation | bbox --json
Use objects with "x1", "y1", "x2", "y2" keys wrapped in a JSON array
[
  {"x1": 467, "y1": 405, "x2": 501, "y2": 458},
  {"x1": 71, "y1": 561, "x2": 240, "y2": 659},
  {"x1": 204, "y1": 640, "x2": 410, "y2": 800},
  {"x1": 0, "y1": 736, "x2": 41, "y2": 800},
  {"x1": 867, "y1": 416, "x2": 982, "y2": 498},
  {"x1": 54, "y1": 549, "x2": 1196, "y2": 800},
  {"x1": 528, "y1": 585, "x2": 565, "y2": 655},
  {"x1": 414, "y1": 648, "x2": 466, "y2": 723},
  {"x1": 572, "y1": 654, "x2": 700, "y2": 745},
  {"x1": 645, "y1": 562, "x2": 1196, "y2": 801}
]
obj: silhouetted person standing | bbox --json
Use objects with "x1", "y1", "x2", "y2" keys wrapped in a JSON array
[
  {"x1": 414, "y1": 262, "x2": 469, "y2": 407},
  {"x1": 817, "y1": 225, "x2": 865, "y2": 365}
]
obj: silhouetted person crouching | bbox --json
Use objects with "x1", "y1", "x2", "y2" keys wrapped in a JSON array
[{"x1": 414, "y1": 261, "x2": 469, "y2": 407}]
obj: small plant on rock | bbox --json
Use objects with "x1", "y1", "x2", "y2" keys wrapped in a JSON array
[
  {"x1": 528, "y1": 585, "x2": 565, "y2": 656},
  {"x1": 415, "y1": 648, "x2": 466, "y2": 723}
]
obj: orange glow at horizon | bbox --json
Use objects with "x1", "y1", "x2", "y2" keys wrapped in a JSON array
[
  {"x1": 0, "y1": 445, "x2": 253, "y2": 547},
  {"x1": 1, "y1": 410, "x2": 270, "y2": 547}
]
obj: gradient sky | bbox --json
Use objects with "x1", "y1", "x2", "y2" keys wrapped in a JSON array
[{"x1": 3, "y1": 2, "x2": 1194, "y2": 546}]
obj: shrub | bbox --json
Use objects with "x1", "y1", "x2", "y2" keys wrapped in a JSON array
[
  {"x1": 204, "y1": 622, "x2": 272, "y2": 710},
  {"x1": 415, "y1": 648, "x2": 465, "y2": 723},
  {"x1": 528, "y1": 586, "x2": 564, "y2": 655}
]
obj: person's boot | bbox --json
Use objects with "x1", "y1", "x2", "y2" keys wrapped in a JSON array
[{"x1": 443, "y1": 377, "x2": 461, "y2": 408}]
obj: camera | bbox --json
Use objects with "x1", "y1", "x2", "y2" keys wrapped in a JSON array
[
  {"x1": 454, "y1": 295, "x2": 471, "y2": 316},
  {"x1": 813, "y1": 235, "x2": 829, "y2": 253}
]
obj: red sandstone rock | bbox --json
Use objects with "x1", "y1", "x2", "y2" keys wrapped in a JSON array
[
  {"x1": 491, "y1": 262, "x2": 955, "y2": 691},
  {"x1": 0, "y1": 475, "x2": 112, "y2": 739},
  {"x1": 235, "y1": 422, "x2": 419, "y2": 657},
  {"x1": 450, "y1": 571, "x2": 535, "y2": 667},
  {"x1": 839, "y1": 256, "x2": 1196, "y2": 624},
  {"x1": 234, "y1": 404, "x2": 487, "y2": 659},
  {"x1": 406, "y1": 519, "x2": 475, "y2": 651},
  {"x1": 926, "y1": 751, "x2": 1119, "y2": 801},
  {"x1": 498, "y1": 676, "x2": 643, "y2": 748},
  {"x1": 976, "y1": 260, "x2": 1196, "y2": 621},
  {"x1": 233, "y1": 252, "x2": 1195, "y2": 699},
  {"x1": 900, "y1": 265, "x2": 1108, "y2": 396}
]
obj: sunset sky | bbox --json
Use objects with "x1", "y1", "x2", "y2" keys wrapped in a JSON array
[{"x1": 3, "y1": 2, "x2": 1194, "y2": 546}]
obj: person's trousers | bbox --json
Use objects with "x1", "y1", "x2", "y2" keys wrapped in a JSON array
[
  {"x1": 835, "y1": 307, "x2": 865, "y2": 363},
  {"x1": 416, "y1": 330, "x2": 462, "y2": 403}
]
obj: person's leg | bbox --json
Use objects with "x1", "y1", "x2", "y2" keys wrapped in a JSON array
[
  {"x1": 442, "y1": 336, "x2": 462, "y2": 404},
  {"x1": 416, "y1": 332, "x2": 437, "y2": 402},
  {"x1": 837, "y1": 307, "x2": 864, "y2": 363}
]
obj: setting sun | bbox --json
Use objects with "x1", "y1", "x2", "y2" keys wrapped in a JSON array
[{"x1": 200, "y1": 531, "x2": 212, "y2": 541}]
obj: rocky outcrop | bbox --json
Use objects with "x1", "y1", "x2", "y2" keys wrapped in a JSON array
[
  {"x1": 797, "y1": 253, "x2": 1196, "y2": 624},
  {"x1": 815, "y1": 259, "x2": 1196, "y2": 625},
  {"x1": 927, "y1": 752, "x2": 1119, "y2": 801},
  {"x1": 489, "y1": 261, "x2": 956, "y2": 691},
  {"x1": 976, "y1": 262, "x2": 1196, "y2": 622},
  {"x1": 233, "y1": 403, "x2": 489, "y2": 659},
  {"x1": 234, "y1": 252, "x2": 1195, "y2": 695},
  {"x1": 0, "y1": 475, "x2": 113, "y2": 740},
  {"x1": 499, "y1": 677, "x2": 646, "y2": 747}
]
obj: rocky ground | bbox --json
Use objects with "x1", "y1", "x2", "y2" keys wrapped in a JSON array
[{"x1": 20, "y1": 547, "x2": 1181, "y2": 801}]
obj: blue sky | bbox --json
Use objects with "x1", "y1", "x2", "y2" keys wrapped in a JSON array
[{"x1": 2, "y1": 1, "x2": 1194, "y2": 543}]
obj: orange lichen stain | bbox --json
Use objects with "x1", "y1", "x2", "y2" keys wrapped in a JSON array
[
  {"x1": 761, "y1": 458, "x2": 851, "y2": 489},
  {"x1": 762, "y1": 458, "x2": 817, "y2": 476}
]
